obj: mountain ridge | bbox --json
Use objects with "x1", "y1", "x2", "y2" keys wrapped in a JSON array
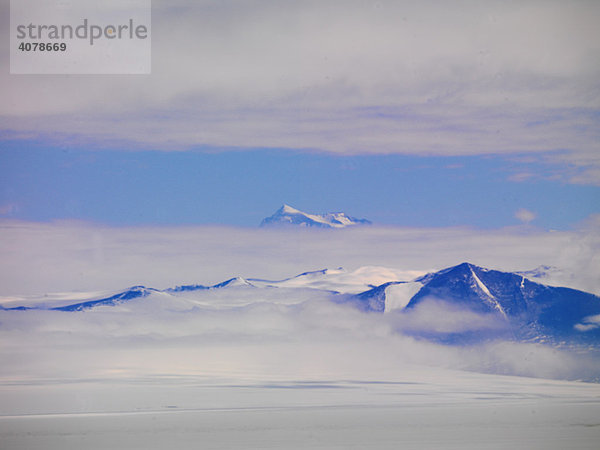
[{"x1": 2, "y1": 262, "x2": 599, "y2": 347}]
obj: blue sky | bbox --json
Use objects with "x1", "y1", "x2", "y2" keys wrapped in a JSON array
[{"x1": 1, "y1": 142, "x2": 597, "y2": 229}]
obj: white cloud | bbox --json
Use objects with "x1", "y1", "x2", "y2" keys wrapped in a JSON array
[
  {"x1": 391, "y1": 299, "x2": 509, "y2": 334},
  {"x1": 1, "y1": 288, "x2": 598, "y2": 383},
  {"x1": 515, "y1": 208, "x2": 536, "y2": 224},
  {"x1": 1, "y1": 218, "x2": 599, "y2": 297},
  {"x1": 575, "y1": 314, "x2": 600, "y2": 332},
  {"x1": 1, "y1": 0, "x2": 599, "y2": 181}
]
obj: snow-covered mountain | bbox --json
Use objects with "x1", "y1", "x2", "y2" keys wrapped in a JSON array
[
  {"x1": 249, "y1": 266, "x2": 423, "y2": 294},
  {"x1": 260, "y1": 204, "x2": 372, "y2": 228},
  {"x1": 354, "y1": 262, "x2": 600, "y2": 345},
  {"x1": 2, "y1": 262, "x2": 599, "y2": 347}
]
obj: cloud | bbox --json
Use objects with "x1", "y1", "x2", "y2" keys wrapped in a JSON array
[
  {"x1": 391, "y1": 299, "x2": 509, "y2": 334},
  {"x1": 508, "y1": 172, "x2": 535, "y2": 182},
  {"x1": 1, "y1": 289, "x2": 598, "y2": 383},
  {"x1": 515, "y1": 208, "x2": 536, "y2": 224},
  {"x1": 567, "y1": 165, "x2": 600, "y2": 186},
  {"x1": 0, "y1": 0, "x2": 599, "y2": 182},
  {"x1": 575, "y1": 314, "x2": 600, "y2": 332},
  {"x1": 1, "y1": 218, "x2": 599, "y2": 297}
]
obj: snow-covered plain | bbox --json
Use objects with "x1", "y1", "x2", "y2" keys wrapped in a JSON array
[{"x1": 1, "y1": 374, "x2": 600, "y2": 450}]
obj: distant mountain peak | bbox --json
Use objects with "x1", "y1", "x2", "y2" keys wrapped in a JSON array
[{"x1": 260, "y1": 204, "x2": 372, "y2": 228}]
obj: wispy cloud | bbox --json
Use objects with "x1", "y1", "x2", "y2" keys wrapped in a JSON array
[
  {"x1": 515, "y1": 208, "x2": 536, "y2": 224},
  {"x1": 508, "y1": 172, "x2": 535, "y2": 183}
]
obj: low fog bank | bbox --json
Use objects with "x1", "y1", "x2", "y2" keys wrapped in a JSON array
[
  {"x1": 1, "y1": 291, "x2": 598, "y2": 384},
  {"x1": 0, "y1": 219, "x2": 598, "y2": 296}
]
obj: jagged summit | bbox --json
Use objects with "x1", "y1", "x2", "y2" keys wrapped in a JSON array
[
  {"x1": 260, "y1": 204, "x2": 371, "y2": 228},
  {"x1": 280, "y1": 204, "x2": 301, "y2": 214}
]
